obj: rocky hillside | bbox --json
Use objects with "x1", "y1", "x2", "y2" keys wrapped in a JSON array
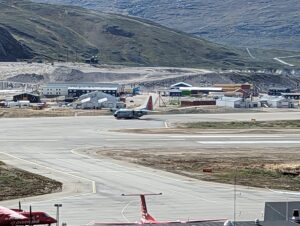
[
  {"x1": 34, "y1": 0, "x2": 300, "y2": 51},
  {"x1": 0, "y1": 27, "x2": 33, "y2": 61},
  {"x1": 0, "y1": 0, "x2": 285, "y2": 69}
]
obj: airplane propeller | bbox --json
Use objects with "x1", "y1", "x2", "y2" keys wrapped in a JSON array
[
  {"x1": 18, "y1": 201, "x2": 22, "y2": 212},
  {"x1": 29, "y1": 205, "x2": 32, "y2": 226}
]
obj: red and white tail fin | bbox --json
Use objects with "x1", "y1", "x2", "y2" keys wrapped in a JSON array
[
  {"x1": 139, "y1": 194, "x2": 156, "y2": 223},
  {"x1": 146, "y1": 96, "x2": 153, "y2": 111},
  {"x1": 122, "y1": 193, "x2": 162, "y2": 223}
]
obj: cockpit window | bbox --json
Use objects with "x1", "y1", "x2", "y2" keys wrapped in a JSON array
[{"x1": 42, "y1": 213, "x2": 50, "y2": 218}]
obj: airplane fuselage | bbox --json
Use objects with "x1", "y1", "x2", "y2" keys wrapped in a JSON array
[{"x1": 114, "y1": 109, "x2": 147, "y2": 119}]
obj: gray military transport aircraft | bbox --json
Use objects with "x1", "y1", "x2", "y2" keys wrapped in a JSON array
[{"x1": 114, "y1": 96, "x2": 153, "y2": 119}]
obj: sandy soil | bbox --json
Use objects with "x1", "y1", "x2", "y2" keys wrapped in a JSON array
[
  {"x1": 87, "y1": 123, "x2": 300, "y2": 193},
  {"x1": 0, "y1": 162, "x2": 62, "y2": 201},
  {"x1": 92, "y1": 147, "x2": 300, "y2": 191},
  {"x1": 0, "y1": 108, "x2": 112, "y2": 118},
  {"x1": 0, "y1": 62, "x2": 212, "y2": 83}
]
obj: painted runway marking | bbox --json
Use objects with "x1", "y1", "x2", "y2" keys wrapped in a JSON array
[
  {"x1": 71, "y1": 150, "x2": 195, "y2": 184},
  {"x1": 197, "y1": 141, "x2": 300, "y2": 144},
  {"x1": 106, "y1": 138, "x2": 185, "y2": 141},
  {"x1": 0, "y1": 139, "x2": 58, "y2": 142},
  {"x1": 71, "y1": 150, "x2": 217, "y2": 203},
  {"x1": 164, "y1": 120, "x2": 169, "y2": 128},
  {"x1": 0, "y1": 152, "x2": 97, "y2": 194},
  {"x1": 121, "y1": 201, "x2": 135, "y2": 222},
  {"x1": 268, "y1": 188, "x2": 300, "y2": 196},
  {"x1": 171, "y1": 135, "x2": 281, "y2": 138}
]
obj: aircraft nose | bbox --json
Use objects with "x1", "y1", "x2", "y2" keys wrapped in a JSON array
[
  {"x1": 48, "y1": 217, "x2": 57, "y2": 224},
  {"x1": 52, "y1": 217, "x2": 57, "y2": 223}
]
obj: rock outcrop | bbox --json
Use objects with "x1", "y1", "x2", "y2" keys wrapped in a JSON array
[{"x1": 0, "y1": 27, "x2": 33, "y2": 61}]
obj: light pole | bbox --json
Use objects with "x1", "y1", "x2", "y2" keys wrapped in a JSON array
[{"x1": 54, "y1": 204, "x2": 62, "y2": 226}]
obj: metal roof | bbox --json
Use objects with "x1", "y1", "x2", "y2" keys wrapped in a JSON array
[
  {"x1": 68, "y1": 87, "x2": 118, "y2": 91},
  {"x1": 45, "y1": 82, "x2": 120, "y2": 87},
  {"x1": 265, "y1": 201, "x2": 300, "y2": 221},
  {"x1": 170, "y1": 82, "x2": 192, "y2": 88},
  {"x1": 180, "y1": 87, "x2": 223, "y2": 91},
  {"x1": 218, "y1": 97, "x2": 243, "y2": 102},
  {"x1": 282, "y1": 93, "x2": 300, "y2": 96}
]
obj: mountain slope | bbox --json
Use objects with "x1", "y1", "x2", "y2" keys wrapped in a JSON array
[
  {"x1": 0, "y1": 0, "x2": 285, "y2": 69},
  {"x1": 0, "y1": 27, "x2": 33, "y2": 61},
  {"x1": 34, "y1": 0, "x2": 300, "y2": 51}
]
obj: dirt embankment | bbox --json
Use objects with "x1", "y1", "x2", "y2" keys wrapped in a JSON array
[
  {"x1": 0, "y1": 162, "x2": 62, "y2": 201},
  {"x1": 91, "y1": 147, "x2": 300, "y2": 191},
  {"x1": 0, "y1": 108, "x2": 111, "y2": 118}
]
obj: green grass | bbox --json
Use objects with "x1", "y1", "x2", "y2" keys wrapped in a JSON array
[{"x1": 180, "y1": 120, "x2": 300, "y2": 129}]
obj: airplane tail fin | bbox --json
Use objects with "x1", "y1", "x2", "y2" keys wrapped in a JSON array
[
  {"x1": 122, "y1": 193, "x2": 162, "y2": 223},
  {"x1": 146, "y1": 96, "x2": 153, "y2": 110}
]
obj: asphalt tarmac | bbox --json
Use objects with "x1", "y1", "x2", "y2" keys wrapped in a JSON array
[{"x1": 0, "y1": 112, "x2": 300, "y2": 225}]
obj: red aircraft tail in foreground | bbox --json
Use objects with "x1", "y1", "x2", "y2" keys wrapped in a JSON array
[
  {"x1": 88, "y1": 193, "x2": 226, "y2": 225},
  {"x1": 0, "y1": 202, "x2": 57, "y2": 226}
]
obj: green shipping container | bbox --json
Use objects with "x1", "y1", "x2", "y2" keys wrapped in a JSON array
[{"x1": 181, "y1": 90, "x2": 191, "y2": 96}]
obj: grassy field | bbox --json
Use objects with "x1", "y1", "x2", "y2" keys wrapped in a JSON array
[
  {"x1": 95, "y1": 147, "x2": 300, "y2": 191},
  {"x1": 180, "y1": 120, "x2": 300, "y2": 129},
  {"x1": 0, "y1": 161, "x2": 62, "y2": 201}
]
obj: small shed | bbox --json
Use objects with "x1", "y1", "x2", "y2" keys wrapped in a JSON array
[
  {"x1": 13, "y1": 93, "x2": 40, "y2": 103},
  {"x1": 216, "y1": 97, "x2": 243, "y2": 108},
  {"x1": 267, "y1": 97, "x2": 293, "y2": 108}
]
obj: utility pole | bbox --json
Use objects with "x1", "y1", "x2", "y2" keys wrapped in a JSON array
[
  {"x1": 233, "y1": 168, "x2": 237, "y2": 226},
  {"x1": 54, "y1": 204, "x2": 62, "y2": 226}
]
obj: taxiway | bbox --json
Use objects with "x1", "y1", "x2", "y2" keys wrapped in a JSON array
[{"x1": 0, "y1": 112, "x2": 299, "y2": 225}]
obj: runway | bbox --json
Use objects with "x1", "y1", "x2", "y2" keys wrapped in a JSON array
[{"x1": 0, "y1": 112, "x2": 300, "y2": 225}]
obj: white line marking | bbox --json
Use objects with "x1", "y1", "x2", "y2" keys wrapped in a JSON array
[
  {"x1": 277, "y1": 54, "x2": 300, "y2": 59},
  {"x1": 246, "y1": 48, "x2": 255, "y2": 59},
  {"x1": 92, "y1": 181, "x2": 96, "y2": 194},
  {"x1": 164, "y1": 120, "x2": 169, "y2": 128},
  {"x1": 0, "y1": 139, "x2": 58, "y2": 142},
  {"x1": 71, "y1": 150, "x2": 217, "y2": 203},
  {"x1": 121, "y1": 201, "x2": 135, "y2": 222},
  {"x1": 105, "y1": 139, "x2": 185, "y2": 141},
  {"x1": 197, "y1": 141, "x2": 300, "y2": 144},
  {"x1": 267, "y1": 188, "x2": 300, "y2": 196},
  {"x1": 22, "y1": 193, "x2": 94, "y2": 205},
  {"x1": 273, "y1": 57, "x2": 294, "y2": 67},
  {"x1": 171, "y1": 135, "x2": 281, "y2": 138},
  {"x1": 69, "y1": 170, "x2": 139, "y2": 173},
  {"x1": 0, "y1": 152, "x2": 96, "y2": 194}
]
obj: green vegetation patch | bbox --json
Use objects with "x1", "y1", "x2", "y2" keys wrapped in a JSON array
[
  {"x1": 180, "y1": 120, "x2": 300, "y2": 129},
  {"x1": 0, "y1": 161, "x2": 62, "y2": 201}
]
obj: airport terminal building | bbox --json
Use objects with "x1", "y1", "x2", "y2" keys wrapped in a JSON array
[{"x1": 42, "y1": 83, "x2": 120, "y2": 98}]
